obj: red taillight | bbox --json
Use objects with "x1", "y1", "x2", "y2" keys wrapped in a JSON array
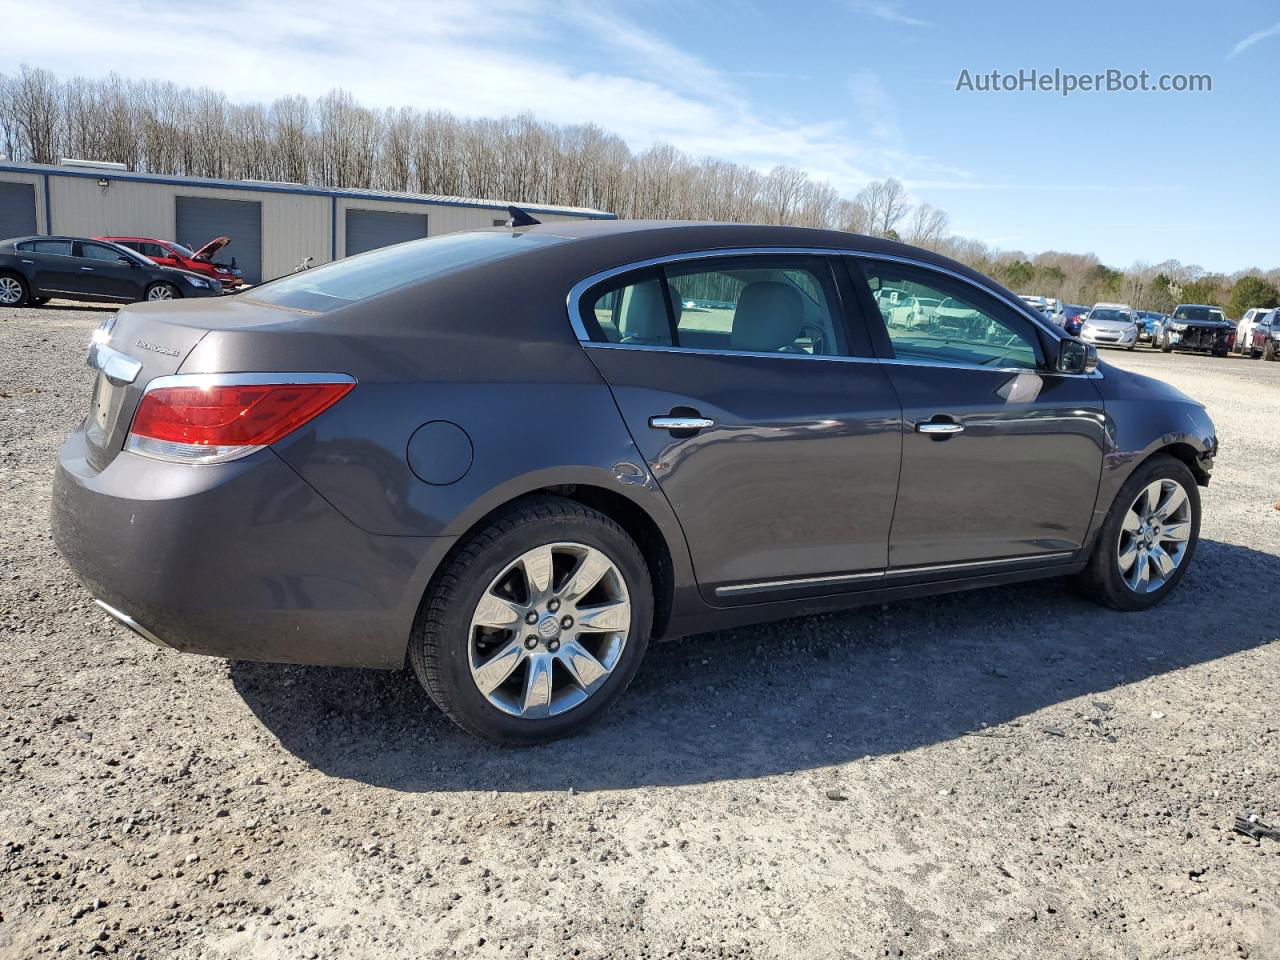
[{"x1": 127, "y1": 377, "x2": 354, "y2": 464}]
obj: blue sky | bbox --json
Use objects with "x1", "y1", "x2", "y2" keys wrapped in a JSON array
[{"x1": 10, "y1": 0, "x2": 1278, "y2": 272}]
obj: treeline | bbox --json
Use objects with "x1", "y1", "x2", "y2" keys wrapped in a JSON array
[{"x1": 2, "y1": 66, "x2": 1277, "y2": 315}]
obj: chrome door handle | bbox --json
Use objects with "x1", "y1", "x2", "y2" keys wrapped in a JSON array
[
  {"x1": 649, "y1": 416, "x2": 715, "y2": 431},
  {"x1": 80, "y1": 266, "x2": 95, "y2": 272},
  {"x1": 916, "y1": 421, "x2": 964, "y2": 435}
]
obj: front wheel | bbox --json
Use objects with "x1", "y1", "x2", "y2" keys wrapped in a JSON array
[
  {"x1": 0, "y1": 273, "x2": 28, "y2": 307},
  {"x1": 409, "y1": 497, "x2": 653, "y2": 744},
  {"x1": 1074, "y1": 454, "x2": 1200, "y2": 611},
  {"x1": 1265, "y1": 340, "x2": 1277, "y2": 362},
  {"x1": 1160, "y1": 332, "x2": 1173, "y2": 353},
  {"x1": 144, "y1": 282, "x2": 180, "y2": 302}
]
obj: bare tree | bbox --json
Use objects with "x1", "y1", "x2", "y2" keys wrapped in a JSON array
[
  {"x1": 857, "y1": 177, "x2": 911, "y2": 238},
  {"x1": 905, "y1": 202, "x2": 949, "y2": 250}
]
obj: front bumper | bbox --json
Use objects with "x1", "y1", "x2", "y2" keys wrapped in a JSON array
[
  {"x1": 1165, "y1": 326, "x2": 1232, "y2": 352},
  {"x1": 52, "y1": 425, "x2": 452, "y2": 668},
  {"x1": 1081, "y1": 326, "x2": 1137, "y2": 348}
]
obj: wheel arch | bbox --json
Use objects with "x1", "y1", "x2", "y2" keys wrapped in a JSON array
[{"x1": 422, "y1": 475, "x2": 693, "y2": 645}]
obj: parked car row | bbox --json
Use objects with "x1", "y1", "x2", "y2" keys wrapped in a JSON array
[
  {"x1": 1020, "y1": 294, "x2": 1266, "y2": 360},
  {"x1": 1236, "y1": 307, "x2": 1280, "y2": 360},
  {"x1": 0, "y1": 233, "x2": 245, "y2": 308}
]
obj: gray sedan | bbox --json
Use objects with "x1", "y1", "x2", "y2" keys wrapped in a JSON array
[{"x1": 51, "y1": 221, "x2": 1217, "y2": 743}]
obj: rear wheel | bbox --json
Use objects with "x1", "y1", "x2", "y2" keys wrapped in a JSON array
[
  {"x1": 0, "y1": 273, "x2": 28, "y2": 307},
  {"x1": 409, "y1": 497, "x2": 653, "y2": 744},
  {"x1": 145, "y1": 282, "x2": 180, "y2": 302},
  {"x1": 1075, "y1": 454, "x2": 1199, "y2": 611}
]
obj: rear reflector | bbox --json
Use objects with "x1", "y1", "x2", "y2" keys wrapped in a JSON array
[{"x1": 126, "y1": 374, "x2": 354, "y2": 464}]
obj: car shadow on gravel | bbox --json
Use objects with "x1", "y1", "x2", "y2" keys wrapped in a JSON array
[{"x1": 231, "y1": 538, "x2": 1278, "y2": 791}]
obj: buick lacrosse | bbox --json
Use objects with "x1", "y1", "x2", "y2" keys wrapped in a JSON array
[{"x1": 52, "y1": 221, "x2": 1217, "y2": 743}]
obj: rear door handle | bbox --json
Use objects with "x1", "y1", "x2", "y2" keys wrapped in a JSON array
[
  {"x1": 649, "y1": 416, "x2": 715, "y2": 431},
  {"x1": 916, "y1": 420, "x2": 964, "y2": 435},
  {"x1": 80, "y1": 266, "x2": 95, "y2": 272}
]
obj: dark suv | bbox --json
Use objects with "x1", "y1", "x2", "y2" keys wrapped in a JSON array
[
  {"x1": 51, "y1": 222, "x2": 1217, "y2": 743},
  {"x1": 0, "y1": 236, "x2": 224, "y2": 306}
]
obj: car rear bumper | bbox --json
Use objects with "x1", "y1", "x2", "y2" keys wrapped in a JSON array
[{"x1": 52, "y1": 425, "x2": 452, "y2": 669}]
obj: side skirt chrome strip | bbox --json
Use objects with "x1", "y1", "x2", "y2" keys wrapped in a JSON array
[
  {"x1": 715, "y1": 551, "x2": 1077, "y2": 598},
  {"x1": 715, "y1": 570, "x2": 884, "y2": 597}
]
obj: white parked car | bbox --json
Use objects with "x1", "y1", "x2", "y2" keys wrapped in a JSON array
[
  {"x1": 1019, "y1": 295, "x2": 1065, "y2": 326},
  {"x1": 1241, "y1": 308, "x2": 1280, "y2": 360},
  {"x1": 1236, "y1": 306, "x2": 1277, "y2": 354},
  {"x1": 1080, "y1": 302, "x2": 1140, "y2": 351}
]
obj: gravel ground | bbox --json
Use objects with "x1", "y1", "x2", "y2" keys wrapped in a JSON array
[{"x1": 2, "y1": 304, "x2": 1278, "y2": 960}]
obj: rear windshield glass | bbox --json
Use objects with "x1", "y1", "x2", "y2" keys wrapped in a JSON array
[{"x1": 245, "y1": 231, "x2": 566, "y2": 313}]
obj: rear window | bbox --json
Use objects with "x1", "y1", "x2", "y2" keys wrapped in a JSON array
[{"x1": 245, "y1": 231, "x2": 566, "y2": 313}]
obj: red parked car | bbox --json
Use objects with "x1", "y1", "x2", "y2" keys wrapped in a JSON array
[{"x1": 96, "y1": 236, "x2": 244, "y2": 290}]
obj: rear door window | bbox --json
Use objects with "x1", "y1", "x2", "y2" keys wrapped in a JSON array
[
  {"x1": 21, "y1": 239, "x2": 73, "y2": 256},
  {"x1": 579, "y1": 255, "x2": 847, "y2": 357}
]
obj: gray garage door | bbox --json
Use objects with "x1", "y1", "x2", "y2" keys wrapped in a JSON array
[
  {"x1": 345, "y1": 209, "x2": 428, "y2": 257},
  {"x1": 0, "y1": 182, "x2": 38, "y2": 239},
  {"x1": 175, "y1": 196, "x2": 263, "y2": 284}
]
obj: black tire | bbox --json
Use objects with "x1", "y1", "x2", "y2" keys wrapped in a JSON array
[
  {"x1": 1160, "y1": 331, "x2": 1173, "y2": 353},
  {"x1": 144, "y1": 282, "x2": 181, "y2": 302},
  {"x1": 409, "y1": 496, "x2": 653, "y2": 744},
  {"x1": 0, "y1": 272, "x2": 29, "y2": 307},
  {"x1": 1265, "y1": 340, "x2": 1277, "y2": 362},
  {"x1": 1074, "y1": 454, "x2": 1200, "y2": 612}
]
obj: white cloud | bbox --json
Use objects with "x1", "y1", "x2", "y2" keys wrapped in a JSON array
[
  {"x1": 1227, "y1": 20, "x2": 1280, "y2": 58},
  {"x1": 4, "y1": 0, "x2": 960, "y2": 195},
  {"x1": 843, "y1": 1, "x2": 929, "y2": 27}
]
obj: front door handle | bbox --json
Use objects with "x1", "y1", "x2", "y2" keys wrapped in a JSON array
[
  {"x1": 650, "y1": 415, "x2": 715, "y2": 431},
  {"x1": 916, "y1": 420, "x2": 964, "y2": 435},
  {"x1": 80, "y1": 266, "x2": 95, "y2": 272}
]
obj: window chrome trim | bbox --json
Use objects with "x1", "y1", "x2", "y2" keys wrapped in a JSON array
[
  {"x1": 715, "y1": 550, "x2": 1077, "y2": 599},
  {"x1": 565, "y1": 245, "x2": 1102, "y2": 378}
]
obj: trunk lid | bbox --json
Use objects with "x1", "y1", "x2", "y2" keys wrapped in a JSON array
[{"x1": 81, "y1": 298, "x2": 293, "y2": 471}]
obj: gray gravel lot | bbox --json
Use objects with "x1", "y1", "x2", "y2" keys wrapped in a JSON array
[{"x1": 2, "y1": 303, "x2": 1278, "y2": 960}]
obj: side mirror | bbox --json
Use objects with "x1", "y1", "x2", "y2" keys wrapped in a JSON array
[{"x1": 1058, "y1": 338, "x2": 1098, "y2": 374}]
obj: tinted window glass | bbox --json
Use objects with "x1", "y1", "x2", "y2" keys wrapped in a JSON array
[
  {"x1": 860, "y1": 262, "x2": 1041, "y2": 370},
  {"x1": 246, "y1": 231, "x2": 565, "y2": 312},
  {"x1": 80, "y1": 242, "x2": 128, "y2": 262},
  {"x1": 1173, "y1": 306, "x2": 1212, "y2": 321},
  {"x1": 23, "y1": 239, "x2": 73, "y2": 256},
  {"x1": 664, "y1": 257, "x2": 843, "y2": 356},
  {"x1": 582, "y1": 270, "x2": 672, "y2": 346}
]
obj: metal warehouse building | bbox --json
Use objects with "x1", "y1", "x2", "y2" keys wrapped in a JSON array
[{"x1": 0, "y1": 160, "x2": 614, "y2": 285}]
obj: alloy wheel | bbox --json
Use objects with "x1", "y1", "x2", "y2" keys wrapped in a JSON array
[
  {"x1": 468, "y1": 542, "x2": 631, "y2": 719},
  {"x1": 1117, "y1": 479, "x2": 1192, "y2": 593},
  {"x1": 0, "y1": 276, "x2": 23, "y2": 305},
  {"x1": 147, "y1": 284, "x2": 174, "y2": 301}
]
